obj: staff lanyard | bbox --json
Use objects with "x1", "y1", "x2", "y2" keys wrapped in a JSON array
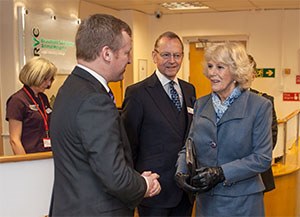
[{"x1": 23, "y1": 87, "x2": 49, "y2": 138}]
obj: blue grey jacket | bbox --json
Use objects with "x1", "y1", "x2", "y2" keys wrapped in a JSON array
[{"x1": 176, "y1": 90, "x2": 273, "y2": 196}]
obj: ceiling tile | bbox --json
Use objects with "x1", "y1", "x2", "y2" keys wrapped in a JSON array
[{"x1": 84, "y1": 0, "x2": 300, "y2": 15}]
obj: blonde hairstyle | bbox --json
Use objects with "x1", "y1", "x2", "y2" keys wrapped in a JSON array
[
  {"x1": 19, "y1": 57, "x2": 57, "y2": 87},
  {"x1": 203, "y1": 42, "x2": 253, "y2": 89},
  {"x1": 248, "y1": 54, "x2": 257, "y2": 76}
]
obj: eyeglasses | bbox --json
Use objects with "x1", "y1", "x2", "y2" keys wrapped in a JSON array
[{"x1": 154, "y1": 49, "x2": 183, "y2": 60}]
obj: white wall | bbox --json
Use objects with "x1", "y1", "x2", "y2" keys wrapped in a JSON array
[
  {"x1": 0, "y1": 158, "x2": 54, "y2": 217},
  {"x1": 81, "y1": 8, "x2": 299, "y2": 119},
  {"x1": 147, "y1": 10, "x2": 300, "y2": 118},
  {"x1": 0, "y1": 0, "x2": 20, "y2": 155},
  {"x1": 79, "y1": 0, "x2": 117, "y2": 17},
  {"x1": 1, "y1": 1, "x2": 299, "y2": 154},
  {"x1": 0, "y1": 2, "x2": 299, "y2": 216}
]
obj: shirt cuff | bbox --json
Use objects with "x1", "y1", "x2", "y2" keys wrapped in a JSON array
[{"x1": 141, "y1": 175, "x2": 150, "y2": 196}]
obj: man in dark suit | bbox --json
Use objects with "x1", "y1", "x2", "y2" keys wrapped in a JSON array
[
  {"x1": 249, "y1": 54, "x2": 278, "y2": 192},
  {"x1": 122, "y1": 31, "x2": 196, "y2": 216},
  {"x1": 49, "y1": 14, "x2": 161, "y2": 217}
]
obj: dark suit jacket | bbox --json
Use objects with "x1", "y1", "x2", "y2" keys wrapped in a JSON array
[
  {"x1": 50, "y1": 66, "x2": 147, "y2": 216},
  {"x1": 250, "y1": 88, "x2": 277, "y2": 192},
  {"x1": 121, "y1": 73, "x2": 196, "y2": 208}
]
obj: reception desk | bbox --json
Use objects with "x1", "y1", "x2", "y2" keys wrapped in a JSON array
[
  {"x1": 264, "y1": 144, "x2": 300, "y2": 217},
  {"x1": 264, "y1": 166, "x2": 299, "y2": 217},
  {"x1": 0, "y1": 149, "x2": 299, "y2": 217},
  {"x1": 0, "y1": 152, "x2": 53, "y2": 217}
]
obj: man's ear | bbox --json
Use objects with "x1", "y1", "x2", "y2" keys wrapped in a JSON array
[
  {"x1": 102, "y1": 46, "x2": 113, "y2": 62},
  {"x1": 152, "y1": 50, "x2": 157, "y2": 64}
]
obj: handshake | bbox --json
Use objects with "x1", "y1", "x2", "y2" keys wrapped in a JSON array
[{"x1": 175, "y1": 167, "x2": 225, "y2": 194}]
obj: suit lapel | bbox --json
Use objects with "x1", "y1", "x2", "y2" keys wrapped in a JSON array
[
  {"x1": 179, "y1": 80, "x2": 195, "y2": 128},
  {"x1": 197, "y1": 92, "x2": 248, "y2": 126},
  {"x1": 73, "y1": 66, "x2": 133, "y2": 165},
  {"x1": 179, "y1": 80, "x2": 195, "y2": 108},
  {"x1": 218, "y1": 90, "x2": 249, "y2": 125},
  {"x1": 198, "y1": 96, "x2": 217, "y2": 124},
  {"x1": 145, "y1": 74, "x2": 182, "y2": 135}
]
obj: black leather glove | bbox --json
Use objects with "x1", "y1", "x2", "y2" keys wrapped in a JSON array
[
  {"x1": 191, "y1": 167, "x2": 225, "y2": 192},
  {"x1": 175, "y1": 172, "x2": 201, "y2": 194}
]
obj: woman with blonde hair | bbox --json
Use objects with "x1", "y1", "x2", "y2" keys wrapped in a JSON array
[
  {"x1": 6, "y1": 57, "x2": 57, "y2": 154},
  {"x1": 175, "y1": 42, "x2": 272, "y2": 216}
]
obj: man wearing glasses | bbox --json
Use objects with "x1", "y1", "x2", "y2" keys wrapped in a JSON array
[{"x1": 122, "y1": 31, "x2": 196, "y2": 216}]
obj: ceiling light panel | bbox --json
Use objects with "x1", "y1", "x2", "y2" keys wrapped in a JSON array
[{"x1": 161, "y1": 2, "x2": 209, "y2": 10}]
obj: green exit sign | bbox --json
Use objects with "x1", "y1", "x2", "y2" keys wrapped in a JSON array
[{"x1": 256, "y1": 68, "x2": 275, "y2": 78}]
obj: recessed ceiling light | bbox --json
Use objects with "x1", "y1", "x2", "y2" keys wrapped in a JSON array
[{"x1": 161, "y1": 2, "x2": 209, "y2": 10}]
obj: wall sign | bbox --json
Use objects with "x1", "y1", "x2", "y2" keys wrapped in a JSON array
[
  {"x1": 283, "y1": 92, "x2": 300, "y2": 101},
  {"x1": 296, "y1": 75, "x2": 300, "y2": 84},
  {"x1": 18, "y1": 6, "x2": 79, "y2": 74},
  {"x1": 32, "y1": 27, "x2": 75, "y2": 57},
  {"x1": 256, "y1": 68, "x2": 275, "y2": 78}
]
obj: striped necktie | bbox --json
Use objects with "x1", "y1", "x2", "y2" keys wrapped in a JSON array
[{"x1": 108, "y1": 89, "x2": 115, "y2": 104}]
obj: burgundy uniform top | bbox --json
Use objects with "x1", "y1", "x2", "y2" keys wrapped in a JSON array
[{"x1": 6, "y1": 85, "x2": 52, "y2": 153}]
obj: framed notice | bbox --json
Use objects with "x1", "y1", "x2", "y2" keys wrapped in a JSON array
[{"x1": 138, "y1": 59, "x2": 147, "y2": 81}]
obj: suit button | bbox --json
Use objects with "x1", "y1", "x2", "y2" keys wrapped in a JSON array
[{"x1": 210, "y1": 142, "x2": 217, "y2": 148}]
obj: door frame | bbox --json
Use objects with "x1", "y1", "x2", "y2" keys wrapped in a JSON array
[{"x1": 182, "y1": 34, "x2": 249, "y2": 98}]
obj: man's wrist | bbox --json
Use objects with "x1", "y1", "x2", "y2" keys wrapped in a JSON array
[{"x1": 141, "y1": 175, "x2": 150, "y2": 196}]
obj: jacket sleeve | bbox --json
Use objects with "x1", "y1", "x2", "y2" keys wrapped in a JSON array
[
  {"x1": 269, "y1": 96, "x2": 278, "y2": 148},
  {"x1": 77, "y1": 93, "x2": 146, "y2": 208},
  {"x1": 261, "y1": 93, "x2": 278, "y2": 148}
]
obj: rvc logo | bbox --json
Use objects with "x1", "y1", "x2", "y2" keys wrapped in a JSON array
[{"x1": 32, "y1": 27, "x2": 40, "y2": 56}]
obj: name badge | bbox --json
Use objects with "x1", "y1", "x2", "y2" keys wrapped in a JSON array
[
  {"x1": 46, "y1": 107, "x2": 52, "y2": 114},
  {"x1": 43, "y1": 138, "x2": 51, "y2": 148},
  {"x1": 187, "y1": 107, "x2": 194, "y2": 114}
]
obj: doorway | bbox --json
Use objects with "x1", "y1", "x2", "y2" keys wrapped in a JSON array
[{"x1": 189, "y1": 42, "x2": 211, "y2": 99}]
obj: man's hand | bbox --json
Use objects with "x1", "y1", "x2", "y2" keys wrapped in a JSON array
[
  {"x1": 141, "y1": 171, "x2": 161, "y2": 198},
  {"x1": 191, "y1": 167, "x2": 225, "y2": 191},
  {"x1": 175, "y1": 172, "x2": 201, "y2": 194}
]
